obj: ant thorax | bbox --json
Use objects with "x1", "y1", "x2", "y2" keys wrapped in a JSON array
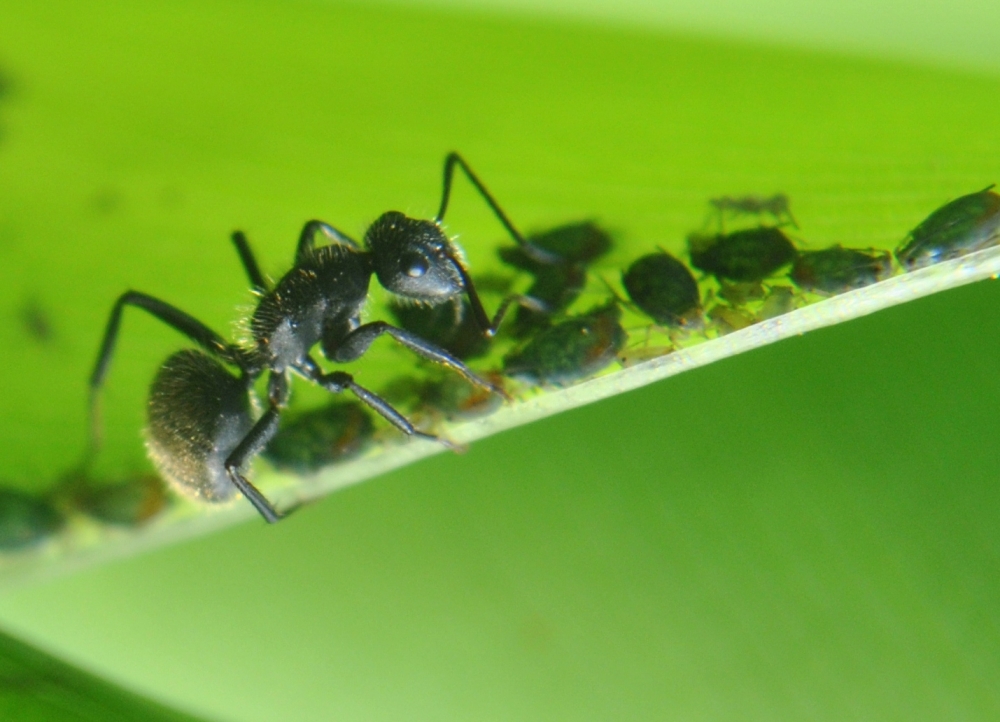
[{"x1": 249, "y1": 244, "x2": 371, "y2": 371}]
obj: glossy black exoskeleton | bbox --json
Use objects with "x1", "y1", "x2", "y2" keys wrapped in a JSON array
[
  {"x1": 498, "y1": 221, "x2": 613, "y2": 337},
  {"x1": 790, "y1": 246, "x2": 893, "y2": 295},
  {"x1": 89, "y1": 153, "x2": 539, "y2": 523},
  {"x1": 0, "y1": 488, "x2": 64, "y2": 551},
  {"x1": 263, "y1": 401, "x2": 375, "y2": 474},
  {"x1": 503, "y1": 303, "x2": 627, "y2": 387},
  {"x1": 895, "y1": 185, "x2": 1000, "y2": 271},
  {"x1": 688, "y1": 227, "x2": 798, "y2": 283},
  {"x1": 621, "y1": 250, "x2": 701, "y2": 328},
  {"x1": 388, "y1": 298, "x2": 490, "y2": 361},
  {"x1": 708, "y1": 194, "x2": 797, "y2": 231}
]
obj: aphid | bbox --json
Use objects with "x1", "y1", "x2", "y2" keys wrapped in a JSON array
[
  {"x1": 416, "y1": 372, "x2": 505, "y2": 421},
  {"x1": 621, "y1": 250, "x2": 701, "y2": 328},
  {"x1": 790, "y1": 246, "x2": 893, "y2": 295},
  {"x1": 57, "y1": 470, "x2": 170, "y2": 527},
  {"x1": 617, "y1": 345, "x2": 674, "y2": 368},
  {"x1": 0, "y1": 488, "x2": 64, "y2": 551},
  {"x1": 895, "y1": 185, "x2": 1000, "y2": 271},
  {"x1": 388, "y1": 298, "x2": 490, "y2": 361},
  {"x1": 708, "y1": 193, "x2": 797, "y2": 230},
  {"x1": 263, "y1": 401, "x2": 375, "y2": 474},
  {"x1": 706, "y1": 304, "x2": 756, "y2": 335},
  {"x1": 90, "y1": 153, "x2": 538, "y2": 523},
  {"x1": 756, "y1": 285, "x2": 800, "y2": 320},
  {"x1": 498, "y1": 221, "x2": 613, "y2": 337},
  {"x1": 503, "y1": 303, "x2": 627, "y2": 387},
  {"x1": 688, "y1": 227, "x2": 798, "y2": 283}
]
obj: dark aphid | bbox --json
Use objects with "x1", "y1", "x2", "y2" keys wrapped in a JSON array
[
  {"x1": 688, "y1": 227, "x2": 798, "y2": 283},
  {"x1": 500, "y1": 221, "x2": 612, "y2": 268},
  {"x1": 263, "y1": 401, "x2": 375, "y2": 474},
  {"x1": 89, "y1": 153, "x2": 535, "y2": 523},
  {"x1": 895, "y1": 185, "x2": 1000, "y2": 271},
  {"x1": 708, "y1": 194, "x2": 797, "y2": 230},
  {"x1": 60, "y1": 471, "x2": 170, "y2": 527},
  {"x1": 791, "y1": 246, "x2": 893, "y2": 295},
  {"x1": 503, "y1": 303, "x2": 627, "y2": 387},
  {"x1": 0, "y1": 489, "x2": 64, "y2": 551},
  {"x1": 621, "y1": 251, "x2": 701, "y2": 328},
  {"x1": 498, "y1": 221, "x2": 613, "y2": 337},
  {"x1": 417, "y1": 372, "x2": 505, "y2": 421},
  {"x1": 388, "y1": 299, "x2": 491, "y2": 361}
]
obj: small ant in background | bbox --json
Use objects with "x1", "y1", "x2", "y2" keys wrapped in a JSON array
[
  {"x1": 707, "y1": 193, "x2": 798, "y2": 232},
  {"x1": 89, "y1": 153, "x2": 545, "y2": 523}
]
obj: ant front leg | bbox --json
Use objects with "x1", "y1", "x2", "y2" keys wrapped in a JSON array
[
  {"x1": 436, "y1": 152, "x2": 559, "y2": 265},
  {"x1": 224, "y1": 371, "x2": 290, "y2": 523},
  {"x1": 88, "y1": 291, "x2": 250, "y2": 449},
  {"x1": 453, "y1": 262, "x2": 549, "y2": 337},
  {"x1": 296, "y1": 357, "x2": 463, "y2": 451},
  {"x1": 329, "y1": 321, "x2": 508, "y2": 399}
]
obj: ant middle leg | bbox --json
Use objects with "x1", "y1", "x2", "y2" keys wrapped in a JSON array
[
  {"x1": 231, "y1": 231, "x2": 269, "y2": 293},
  {"x1": 295, "y1": 219, "x2": 361, "y2": 264},
  {"x1": 328, "y1": 321, "x2": 508, "y2": 398},
  {"x1": 296, "y1": 360, "x2": 462, "y2": 452}
]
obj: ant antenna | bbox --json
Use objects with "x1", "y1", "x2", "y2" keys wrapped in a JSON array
[{"x1": 436, "y1": 152, "x2": 559, "y2": 265}]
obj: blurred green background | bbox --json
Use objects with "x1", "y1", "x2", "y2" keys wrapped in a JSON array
[{"x1": 0, "y1": 0, "x2": 999, "y2": 719}]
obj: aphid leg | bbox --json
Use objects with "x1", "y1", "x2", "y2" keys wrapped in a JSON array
[
  {"x1": 330, "y1": 321, "x2": 509, "y2": 400},
  {"x1": 88, "y1": 291, "x2": 248, "y2": 449},
  {"x1": 436, "y1": 152, "x2": 558, "y2": 264},
  {"x1": 295, "y1": 219, "x2": 361, "y2": 264},
  {"x1": 231, "y1": 231, "x2": 269, "y2": 293},
  {"x1": 300, "y1": 363, "x2": 464, "y2": 452}
]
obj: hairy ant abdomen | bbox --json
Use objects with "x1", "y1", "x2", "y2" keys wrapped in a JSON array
[{"x1": 146, "y1": 349, "x2": 256, "y2": 504}]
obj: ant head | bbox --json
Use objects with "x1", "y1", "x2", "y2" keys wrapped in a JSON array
[{"x1": 366, "y1": 212, "x2": 466, "y2": 304}]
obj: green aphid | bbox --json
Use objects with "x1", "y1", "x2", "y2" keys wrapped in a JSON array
[
  {"x1": 72, "y1": 474, "x2": 170, "y2": 527},
  {"x1": 263, "y1": 401, "x2": 375, "y2": 474},
  {"x1": 688, "y1": 226, "x2": 798, "y2": 283},
  {"x1": 503, "y1": 303, "x2": 627, "y2": 387},
  {"x1": 0, "y1": 488, "x2": 64, "y2": 551},
  {"x1": 499, "y1": 221, "x2": 613, "y2": 337},
  {"x1": 388, "y1": 298, "x2": 490, "y2": 361},
  {"x1": 896, "y1": 185, "x2": 1000, "y2": 271},
  {"x1": 622, "y1": 251, "x2": 702, "y2": 328},
  {"x1": 790, "y1": 246, "x2": 894, "y2": 295}
]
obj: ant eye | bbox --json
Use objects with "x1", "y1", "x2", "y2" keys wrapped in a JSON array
[{"x1": 404, "y1": 253, "x2": 429, "y2": 278}]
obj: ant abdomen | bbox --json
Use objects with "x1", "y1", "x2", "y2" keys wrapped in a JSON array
[{"x1": 145, "y1": 349, "x2": 256, "y2": 504}]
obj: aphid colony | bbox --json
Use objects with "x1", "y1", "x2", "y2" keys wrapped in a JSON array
[{"x1": 4, "y1": 173, "x2": 998, "y2": 544}]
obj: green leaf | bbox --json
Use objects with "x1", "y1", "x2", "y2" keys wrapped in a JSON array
[
  {"x1": 0, "y1": 0, "x2": 998, "y2": 719},
  {"x1": 0, "y1": 626, "x2": 209, "y2": 721}
]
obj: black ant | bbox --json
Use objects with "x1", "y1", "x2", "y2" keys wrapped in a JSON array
[{"x1": 88, "y1": 153, "x2": 543, "y2": 523}]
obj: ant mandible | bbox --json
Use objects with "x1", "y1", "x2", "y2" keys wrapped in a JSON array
[{"x1": 88, "y1": 153, "x2": 545, "y2": 523}]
